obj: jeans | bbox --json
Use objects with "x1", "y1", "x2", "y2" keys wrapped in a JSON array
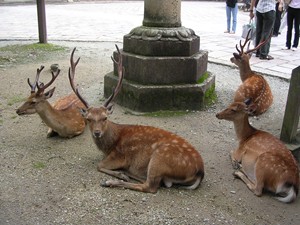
[
  {"x1": 226, "y1": 5, "x2": 238, "y2": 32},
  {"x1": 255, "y1": 10, "x2": 275, "y2": 57},
  {"x1": 286, "y1": 6, "x2": 300, "y2": 48}
]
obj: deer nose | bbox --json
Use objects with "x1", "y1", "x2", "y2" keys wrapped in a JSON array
[{"x1": 93, "y1": 131, "x2": 102, "y2": 138}]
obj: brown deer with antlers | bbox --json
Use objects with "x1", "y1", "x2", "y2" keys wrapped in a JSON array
[
  {"x1": 216, "y1": 99, "x2": 299, "y2": 203},
  {"x1": 68, "y1": 46, "x2": 205, "y2": 193},
  {"x1": 230, "y1": 30, "x2": 273, "y2": 116},
  {"x1": 16, "y1": 66, "x2": 87, "y2": 138}
]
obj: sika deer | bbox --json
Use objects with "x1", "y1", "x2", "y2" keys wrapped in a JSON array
[
  {"x1": 216, "y1": 100, "x2": 299, "y2": 203},
  {"x1": 230, "y1": 30, "x2": 273, "y2": 116},
  {"x1": 16, "y1": 66, "x2": 87, "y2": 138},
  {"x1": 68, "y1": 46, "x2": 205, "y2": 193}
]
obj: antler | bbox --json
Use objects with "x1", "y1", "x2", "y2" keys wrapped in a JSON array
[
  {"x1": 27, "y1": 65, "x2": 44, "y2": 93},
  {"x1": 68, "y1": 47, "x2": 90, "y2": 109},
  {"x1": 103, "y1": 45, "x2": 124, "y2": 108},
  {"x1": 36, "y1": 68, "x2": 60, "y2": 94},
  {"x1": 236, "y1": 29, "x2": 273, "y2": 55},
  {"x1": 236, "y1": 29, "x2": 252, "y2": 55}
]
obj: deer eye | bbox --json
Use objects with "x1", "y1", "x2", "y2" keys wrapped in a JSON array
[{"x1": 230, "y1": 109, "x2": 236, "y2": 112}]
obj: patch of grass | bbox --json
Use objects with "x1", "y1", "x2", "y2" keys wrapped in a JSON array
[
  {"x1": 33, "y1": 162, "x2": 46, "y2": 169},
  {"x1": 0, "y1": 43, "x2": 66, "y2": 53},
  {"x1": 197, "y1": 72, "x2": 209, "y2": 84},
  {"x1": 204, "y1": 84, "x2": 217, "y2": 106},
  {"x1": 7, "y1": 95, "x2": 24, "y2": 106},
  {"x1": 0, "y1": 119, "x2": 3, "y2": 125},
  {"x1": 0, "y1": 43, "x2": 67, "y2": 66}
]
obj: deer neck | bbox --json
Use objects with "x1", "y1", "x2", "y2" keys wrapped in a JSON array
[
  {"x1": 239, "y1": 64, "x2": 253, "y2": 82},
  {"x1": 233, "y1": 114, "x2": 257, "y2": 143},
  {"x1": 35, "y1": 101, "x2": 64, "y2": 129},
  {"x1": 93, "y1": 121, "x2": 122, "y2": 155}
]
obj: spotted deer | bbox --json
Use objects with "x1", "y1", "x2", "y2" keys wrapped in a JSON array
[
  {"x1": 230, "y1": 30, "x2": 273, "y2": 116},
  {"x1": 68, "y1": 46, "x2": 205, "y2": 193},
  {"x1": 16, "y1": 66, "x2": 87, "y2": 138},
  {"x1": 216, "y1": 100, "x2": 299, "y2": 203}
]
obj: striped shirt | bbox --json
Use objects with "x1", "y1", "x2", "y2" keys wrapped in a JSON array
[{"x1": 256, "y1": 0, "x2": 276, "y2": 13}]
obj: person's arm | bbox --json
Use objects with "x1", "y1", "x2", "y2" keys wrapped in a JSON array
[
  {"x1": 249, "y1": 0, "x2": 256, "y2": 19},
  {"x1": 278, "y1": 0, "x2": 284, "y2": 11}
]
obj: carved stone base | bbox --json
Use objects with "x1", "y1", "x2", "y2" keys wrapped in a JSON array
[
  {"x1": 113, "y1": 49, "x2": 208, "y2": 85},
  {"x1": 104, "y1": 71, "x2": 215, "y2": 112},
  {"x1": 123, "y1": 26, "x2": 200, "y2": 56}
]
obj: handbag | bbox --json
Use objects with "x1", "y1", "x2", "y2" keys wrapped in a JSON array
[{"x1": 242, "y1": 19, "x2": 256, "y2": 40}]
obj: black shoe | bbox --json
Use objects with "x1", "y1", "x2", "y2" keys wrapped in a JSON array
[{"x1": 260, "y1": 55, "x2": 274, "y2": 60}]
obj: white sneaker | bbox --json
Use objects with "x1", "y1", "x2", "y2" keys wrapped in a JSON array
[
  {"x1": 282, "y1": 47, "x2": 290, "y2": 50},
  {"x1": 292, "y1": 47, "x2": 297, "y2": 51}
]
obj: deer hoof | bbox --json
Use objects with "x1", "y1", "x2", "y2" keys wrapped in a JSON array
[
  {"x1": 232, "y1": 160, "x2": 241, "y2": 170},
  {"x1": 100, "y1": 180, "x2": 110, "y2": 187}
]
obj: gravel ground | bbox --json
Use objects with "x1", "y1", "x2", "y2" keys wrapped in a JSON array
[{"x1": 0, "y1": 40, "x2": 299, "y2": 225}]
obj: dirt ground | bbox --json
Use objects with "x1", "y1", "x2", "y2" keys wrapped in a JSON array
[{"x1": 0, "y1": 41, "x2": 299, "y2": 225}]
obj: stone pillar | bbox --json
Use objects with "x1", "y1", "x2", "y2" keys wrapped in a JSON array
[{"x1": 104, "y1": 0, "x2": 215, "y2": 112}]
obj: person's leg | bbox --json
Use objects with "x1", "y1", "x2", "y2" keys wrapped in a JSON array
[
  {"x1": 286, "y1": 7, "x2": 293, "y2": 49},
  {"x1": 225, "y1": 6, "x2": 231, "y2": 32},
  {"x1": 292, "y1": 8, "x2": 300, "y2": 48},
  {"x1": 232, "y1": 4, "x2": 238, "y2": 33},
  {"x1": 259, "y1": 10, "x2": 275, "y2": 58},
  {"x1": 273, "y1": 3, "x2": 282, "y2": 36},
  {"x1": 255, "y1": 11, "x2": 263, "y2": 54}
]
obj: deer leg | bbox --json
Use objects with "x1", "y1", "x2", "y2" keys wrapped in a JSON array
[
  {"x1": 101, "y1": 176, "x2": 161, "y2": 193},
  {"x1": 97, "y1": 152, "x2": 130, "y2": 181},
  {"x1": 99, "y1": 168, "x2": 130, "y2": 182},
  {"x1": 233, "y1": 170, "x2": 262, "y2": 196}
]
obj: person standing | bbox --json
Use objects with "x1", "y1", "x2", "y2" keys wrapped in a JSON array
[
  {"x1": 225, "y1": 0, "x2": 238, "y2": 34},
  {"x1": 283, "y1": 0, "x2": 300, "y2": 51},
  {"x1": 250, "y1": 0, "x2": 283, "y2": 60},
  {"x1": 273, "y1": 0, "x2": 283, "y2": 36}
]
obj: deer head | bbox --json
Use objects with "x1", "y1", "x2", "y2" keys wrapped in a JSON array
[
  {"x1": 16, "y1": 66, "x2": 60, "y2": 115},
  {"x1": 216, "y1": 99, "x2": 257, "y2": 121},
  {"x1": 68, "y1": 45, "x2": 124, "y2": 138}
]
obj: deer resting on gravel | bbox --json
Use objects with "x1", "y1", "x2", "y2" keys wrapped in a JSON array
[
  {"x1": 68, "y1": 46, "x2": 205, "y2": 193},
  {"x1": 16, "y1": 66, "x2": 87, "y2": 138},
  {"x1": 230, "y1": 30, "x2": 273, "y2": 116},
  {"x1": 216, "y1": 100, "x2": 299, "y2": 203}
]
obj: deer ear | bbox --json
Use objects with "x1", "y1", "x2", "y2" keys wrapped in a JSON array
[
  {"x1": 80, "y1": 108, "x2": 88, "y2": 117},
  {"x1": 244, "y1": 99, "x2": 257, "y2": 115},
  {"x1": 244, "y1": 98, "x2": 252, "y2": 106},
  {"x1": 233, "y1": 53, "x2": 241, "y2": 60},
  {"x1": 106, "y1": 104, "x2": 114, "y2": 115},
  {"x1": 44, "y1": 87, "x2": 55, "y2": 99}
]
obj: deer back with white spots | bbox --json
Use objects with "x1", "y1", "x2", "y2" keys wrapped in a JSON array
[
  {"x1": 216, "y1": 99, "x2": 299, "y2": 203},
  {"x1": 68, "y1": 46, "x2": 205, "y2": 193},
  {"x1": 230, "y1": 30, "x2": 273, "y2": 116},
  {"x1": 16, "y1": 66, "x2": 87, "y2": 138}
]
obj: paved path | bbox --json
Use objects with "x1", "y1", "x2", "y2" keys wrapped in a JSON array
[{"x1": 0, "y1": 1, "x2": 299, "y2": 79}]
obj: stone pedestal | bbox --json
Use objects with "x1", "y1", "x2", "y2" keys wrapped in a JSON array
[{"x1": 104, "y1": 0, "x2": 215, "y2": 112}]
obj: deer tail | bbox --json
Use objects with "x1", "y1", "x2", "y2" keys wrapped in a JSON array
[{"x1": 275, "y1": 183, "x2": 298, "y2": 203}]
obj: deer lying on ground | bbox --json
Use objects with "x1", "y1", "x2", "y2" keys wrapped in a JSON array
[
  {"x1": 68, "y1": 46, "x2": 205, "y2": 193},
  {"x1": 216, "y1": 100, "x2": 299, "y2": 203},
  {"x1": 16, "y1": 66, "x2": 87, "y2": 138},
  {"x1": 230, "y1": 30, "x2": 273, "y2": 116}
]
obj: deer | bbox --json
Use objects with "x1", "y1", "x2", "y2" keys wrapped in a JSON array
[
  {"x1": 216, "y1": 99, "x2": 299, "y2": 203},
  {"x1": 230, "y1": 29, "x2": 273, "y2": 116},
  {"x1": 68, "y1": 45, "x2": 205, "y2": 193},
  {"x1": 16, "y1": 66, "x2": 87, "y2": 138}
]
